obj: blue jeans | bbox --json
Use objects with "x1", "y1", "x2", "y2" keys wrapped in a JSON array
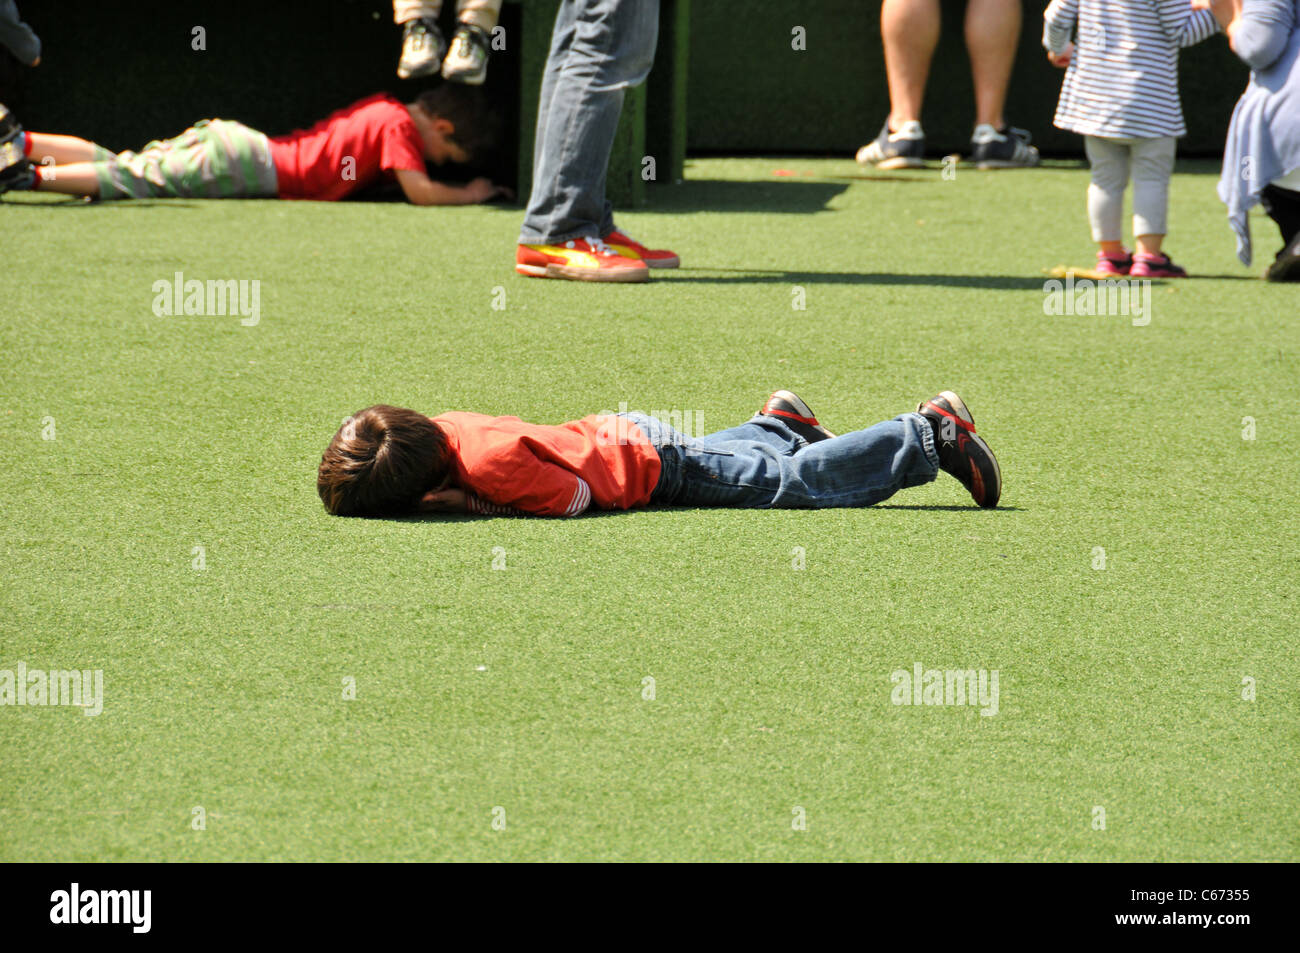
[
  {"x1": 620, "y1": 412, "x2": 940, "y2": 508},
  {"x1": 518, "y1": 0, "x2": 660, "y2": 245}
]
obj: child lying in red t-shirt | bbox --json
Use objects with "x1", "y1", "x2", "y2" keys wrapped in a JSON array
[
  {"x1": 316, "y1": 390, "x2": 1002, "y2": 517},
  {"x1": 0, "y1": 85, "x2": 506, "y2": 205}
]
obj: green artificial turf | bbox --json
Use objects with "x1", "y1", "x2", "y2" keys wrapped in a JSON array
[{"x1": 1, "y1": 158, "x2": 1296, "y2": 861}]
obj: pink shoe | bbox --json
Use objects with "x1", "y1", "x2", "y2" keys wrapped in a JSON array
[
  {"x1": 1095, "y1": 249, "x2": 1132, "y2": 276},
  {"x1": 1130, "y1": 252, "x2": 1187, "y2": 278}
]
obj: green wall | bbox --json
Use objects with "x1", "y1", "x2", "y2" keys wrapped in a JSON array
[
  {"x1": 0, "y1": 0, "x2": 1249, "y2": 192},
  {"x1": 685, "y1": 0, "x2": 1248, "y2": 157}
]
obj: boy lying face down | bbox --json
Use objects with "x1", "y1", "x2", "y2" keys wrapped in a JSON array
[
  {"x1": 0, "y1": 85, "x2": 506, "y2": 205},
  {"x1": 316, "y1": 390, "x2": 1001, "y2": 518}
]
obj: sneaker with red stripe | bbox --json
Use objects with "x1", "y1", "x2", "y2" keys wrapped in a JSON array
[
  {"x1": 603, "y1": 229, "x2": 680, "y2": 269},
  {"x1": 760, "y1": 390, "x2": 835, "y2": 443},
  {"x1": 515, "y1": 236, "x2": 649, "y2": 283},
  {"x1": 916, "y1": 391, "x2": 1001, "y2": 508}
]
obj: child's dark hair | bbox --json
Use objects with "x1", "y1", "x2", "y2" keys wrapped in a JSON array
[
  {"x1": 317, "y1": 405, "x2": 450, "y2": 517},
  {"x1": 415, "y1": 83, "x2": 500, "y2": 161}
]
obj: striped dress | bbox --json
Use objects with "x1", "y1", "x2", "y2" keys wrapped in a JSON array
[{"x1": 1043, "y1": 0, "x2": 1220, "y2": 139}]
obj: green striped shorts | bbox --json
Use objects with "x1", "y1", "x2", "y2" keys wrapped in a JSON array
[{"x1": 94, "y1": 118, "x2": 278, "y2": 200}]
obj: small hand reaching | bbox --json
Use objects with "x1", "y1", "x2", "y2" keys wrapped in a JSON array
[
  {"x1": 1047, "y1": 42, "x2": 1073, "y2": 68},
  {"x1": 420, "y1": 487, "x2": 468, "y2": 512},
  {"x1": 464, "y1": 177, "x2": 514, "y2": 204}
]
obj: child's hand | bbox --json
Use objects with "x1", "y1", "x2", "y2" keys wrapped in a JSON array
[
  {"x1": 1047, "y1": 42, "x2": 1073, "y2": 68},
  {"x1": 1192, "y1": 0, "x2": 1241, "y2": 34},
  {"x1": 464, "y1": 177, "x2": 513, "y2": 204},
  {"x1": 419, "y1": 487, "x2": 468, "y2": 512}
]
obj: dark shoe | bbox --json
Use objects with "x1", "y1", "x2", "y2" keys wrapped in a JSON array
[
  {"x1": 855, "y1": 120, "x2": 925, "y2": 170},
  {"x1": 0, "y1": 156, "x2": 34, "y2": 194},
  {"x1": 760, "y1": 390, "x2": 835, "y2": 443},
  {"x1": 969, "y1": 124, "x2": 1039, "y2": 169},
  {"x1": 0, "y1": 102, "x2": 21, "y2": 145},
  {"x1": 916, "y1": 391, "x2": 1001, "y2": 508},
  {"x1": 0, "y1": 105, "x2": 32, "y2": 194},
  {"x1": 1266, "y1": 233, "x2": 1300, "y2": 282}
]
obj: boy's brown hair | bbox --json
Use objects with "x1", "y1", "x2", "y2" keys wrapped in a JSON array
[
  {"x1": 317, "y1": 405, "x2": 451, "y2": 517},
  {"x1": 414, "y1": 84, "x2": 501, "y2": 162}
]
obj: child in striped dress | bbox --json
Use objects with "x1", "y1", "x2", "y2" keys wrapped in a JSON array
[{"x1": 1044, "y1": 0, "x2": 1220, "y2": 276}]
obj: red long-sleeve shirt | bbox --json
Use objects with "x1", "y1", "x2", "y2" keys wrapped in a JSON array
[
  {"x1": 432, "y1": 413, "x2": 662, "y2": 517},
  {"x1": 269, "y1": 94, "x2": 426, "y2": 201}
]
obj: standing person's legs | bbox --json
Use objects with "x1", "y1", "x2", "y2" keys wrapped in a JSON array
[
  {"x1": 528, "y1": 3, "x2": 580, "y2": 222},
  {"x1": 519, "y1": 0, "x2": 660, "y2": 246},
  {"x1": 881, "y1": 0, "x2": 940, "y2": 130},
  {"x1": 857, "y1": 0, "x2": 936, "y2": 168},
  {"x1": 454, "y1": 0, "x2": 501, "y2": 31},
  {"x1": 393, "y1": 0, "x2": 440, "y2": 23},
  {"x1": 1259, "y1": 183, "x2": 1300, "y2": 281},
  {"x1": 1128, "y1": 136, "x2": 1176, "y2": 258},
  {"x1": 962, "y1": 0, "x2": 1038, "y2": 167},
  {"x1": 394, "y1": 0, "x2": 446, "y2": 79},
  {"x1": 964, "y1": 0, "x2": 1019, "y2": 131},
  {"x1": 1259, "y1": 184, "x2": 1300, "y2": 248},
  {"x1": 1084, "y1": 135, "x2": 1131, "y2": 256}
]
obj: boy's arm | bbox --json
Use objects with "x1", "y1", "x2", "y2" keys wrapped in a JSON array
[
  {"x1": 464, "y1": 444, "x2": 594, "y2": 518},
  {"x1": 418, "y1": 481, "x2": 588, "y2": 518},
  {"x1": 1157, "y1": 0, "x2": 1222, "y2": 47},
  {"x1": 1042, "y1": 0, "x2": 1079, "y2": 53},
  {"x1": 394, "y1": 169, "x2": 505, "y2": 206}
]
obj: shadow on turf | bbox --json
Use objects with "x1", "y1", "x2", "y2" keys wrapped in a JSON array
[
  {"x1": 658, "y1": 267, "x2": 1047, "y2": 290},
  {"x1": 650, "y1": 179, "x2": 850, "y2": 213},
  {"x1": 385, "y1": 503, "x2": 1020, "y2": 523},
  {"x1": 875, "y1": 504, "x2": 1021, "y2": 511},
  {"x1": 1, "y1": 197, "x2": 201, "y2": 209}
]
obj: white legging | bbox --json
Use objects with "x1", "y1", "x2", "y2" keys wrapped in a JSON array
[
  {"x1": 393, "y1": 0, "x2": 501, "y2": 31},
  {"x1": 1084, "y1": 135, "x2": 1177, "y2": 242}
]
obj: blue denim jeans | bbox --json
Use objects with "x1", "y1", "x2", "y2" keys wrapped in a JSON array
[
  {"x1": 620, "y1": 412, "x2": 940, "y2": 508},
  {"x1": 518, "y1": 0, "x2": 660, "y2": 245}
]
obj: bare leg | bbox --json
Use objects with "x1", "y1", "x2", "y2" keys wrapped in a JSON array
[
  {"x1": 33, "y1": 162, "x2": 101, "y2": 198},
  {"x1": 1135, "y1": 234, "x2": 1165, "y2": 256},
  {"x1": 26, "y1": 132, "x2": 107, "y2": 165},
  {"x1": 965, "y1": 0, "x2": 1020, "y2": 129},
  {"x1": 881, "y1": 0, "x2": 941, "y2": 130}
]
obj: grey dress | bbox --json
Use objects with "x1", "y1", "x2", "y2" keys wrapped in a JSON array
[{"x1": 1218, "y1": 0, "x2": 1300, "y2": 264}]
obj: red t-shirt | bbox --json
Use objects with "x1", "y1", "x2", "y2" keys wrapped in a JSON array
[
  {"x1": 269, "y1": 94, "x2": 426, "y2": 201},
  {"x1": 432, "y1": 413, "x2": 662, "y2": 517}
]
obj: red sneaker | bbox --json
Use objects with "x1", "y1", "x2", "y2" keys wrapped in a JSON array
[
  {"x1": 760, "y1": 390, "x2": 836, "y2": 442},
  {"x1": 1095, "y1": 249, "x2": 1132, "y2": 276},
  {"x1": 603, "y1": 229, "x2": 680, "y2": 269},
  {"x1": 916, "y1": 391, "x2": 1001, "y2": 508},
  {"x1": 515, "y1": 237, "x2": 649, "y2": 282},
  {"x1": 1129, "y1": 252, "x2": 1187, "y2": 278}
]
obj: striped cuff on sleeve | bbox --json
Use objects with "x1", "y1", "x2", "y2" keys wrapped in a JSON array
[
  {"x1": 565, "y1": 478, "x2": 592, "y2": 516},
  {"x1": 466, "y1": 495, "x2": 529, "y2": 517}
]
